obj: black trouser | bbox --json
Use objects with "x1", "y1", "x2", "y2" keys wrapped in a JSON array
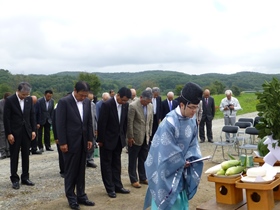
[
  {"x1": 100, "y1": 139, "x2": 123, "y2": 193},
  {"x1": 30, "y1": 128, "x2": 38, "y2": 152},
  {"x1": 9, "y1": 130, "x2": 30, "y2": 182},
  {"x1": 56, "y1": 143, "x2": 64, "y2": 175},
  {"x1": 199, "y1": 118, "x2": 213, "y2": 141},
  {"x1": 63, "y1": 143, "x2": 87, "y2": 205},
  {"x1": 128, "y1": 139, "x2": 149, "y2": 183},
  {"x1": 38, "y1": 121, "x2": 51, "y2": 149}
]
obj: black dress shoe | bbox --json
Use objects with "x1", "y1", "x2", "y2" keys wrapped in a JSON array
[
  {"x1": 208, "y1": 140, "x2": 214, "y2": 143},
  {"x1": 86, "y1": 162, "x2": 97, "y2": 168},
  {"x1": 32, "y1": 150, "x2": 42, "y2": 155},
  {"x1": 108, "y1": 192, "x2": 116, "y2": 198},
  {"x1": 0, "y1": 156, "x2": 6, "y2": 159},
  {"x1": 115, "y1": 188, "x2": 130, "y2": 194},
  {"x1": 39, "y1": 148, "x2": 44, "y2": 152},
  {"x1": 78, "y1": 199, "x2": 95, "y2": 206},
  {"x1": 69, "y1": 203, "x2": 80, "y2": 210},
  {"x1": 21, "y1": 179, "x2": 35, "y2": 186},
  {"x1": 12, "y1": 182, "x2": 20, "y2": 189},
  {"x1": 46, "y1": 147, "x2": 54, "y2": 151}
]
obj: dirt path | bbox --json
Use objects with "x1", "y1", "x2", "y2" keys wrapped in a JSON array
[{"x1": 0, "y1": 112, "x2": 258, "y2": 210}]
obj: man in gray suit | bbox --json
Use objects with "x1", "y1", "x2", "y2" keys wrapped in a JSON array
[
  {"x1": 199, "y1": 89, "x2": 215, "y2": 143},
  {"x1": 127, "y1": 90, "x2": 153, "y2": 188},
  {"x1": 0, "y1": 92, "x2": 11, "y2": 159},
  {"x1": 86, "y1": 92, "x2": 97, "y2": 168},
  {"x1": 37, "y1": 90, "x2": 54, "y2": 151}
]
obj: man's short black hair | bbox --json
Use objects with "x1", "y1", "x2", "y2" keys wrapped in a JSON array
[
  {"x1": 118, "y1": 87, "x2": 132, "y2": 99},
  {"x1": 75, "y1": 81, "x2": 90, "y2": 92},
  {"x1": 45, "y1": 90, "x2": 53, "y2": 95}
]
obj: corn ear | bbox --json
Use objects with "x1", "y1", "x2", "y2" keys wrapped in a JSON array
[
  {"x1": 225, "y1": 166, "x2": 245, "y2": 176},
  {"x1": 221, "y1": 160, "x2": 240, "y2": 170},
  {"x1": 216, "y1": 168, "x2": 225, "y2": 175}
]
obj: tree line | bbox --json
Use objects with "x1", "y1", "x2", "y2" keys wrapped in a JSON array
[{"x1": 0, "y1": 69, "x2": 279, "y2": 102}]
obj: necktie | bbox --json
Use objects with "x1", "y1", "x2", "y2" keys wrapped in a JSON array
[
  {"x1": 169, "y1": 101, "x2": 172, "y2": 111},
  {"x1": 206, "y1": 98, "x2": 208, "y2": 105},
  {"x1": 118, "y1": 104, "x2": 122, "y2": 122},
  {"x1": 143, "y1": 106, "x2": 147, "y2": 120}
]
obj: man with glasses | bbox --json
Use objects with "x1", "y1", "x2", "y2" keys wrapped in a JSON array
[
  {"x1": 127, "y1": 90, "x2": 153, "y2": 189},
  {"x1": 144, "y1": 82, "x2": 204, "y2": 210}
]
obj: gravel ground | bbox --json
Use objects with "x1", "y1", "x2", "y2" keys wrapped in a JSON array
[{"x1": 0, "y1": 112, "x2": 258, "y2": 210}]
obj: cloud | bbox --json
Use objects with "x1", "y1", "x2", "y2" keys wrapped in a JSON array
[{"x1": 0, "y1": 0, "x2": 280, "y2": 75}]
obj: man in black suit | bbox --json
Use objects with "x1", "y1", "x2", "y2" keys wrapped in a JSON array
[
  {"x1": 30, "y1": 95, "x2": 42, "y2": 155},
  {"x1": 151, "y1": 87, "x2": 162, "y2": 141},
  {"x1": 56, "y1": 81, "x2": 95, "y2": 209},
  {"x1": 199, "y1": 89, "x2": 215, "y2": 143},
  {"x1": 161, "y1": 91, "x2": 178, "y2": 119},
  {"x1": 3, "y1": 82, "x2": 36, "y2": 189},
  {"x1": 37, "y1": 90, "x2": 54, "y2": 151},
  {"x1": 97, "y1": 87, "x2": 131, "y2": 198}
]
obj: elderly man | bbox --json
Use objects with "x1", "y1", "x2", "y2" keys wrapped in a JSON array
[
  {"x1": 129, "y1": 88, "x2": 138, "y2": 102},
  {"x1": 30, "y1": 95, "x2": 42, "y2": 154},
  {"x1": 127, "y1": 90, "x2": 153, "y2": 188},
  {"x1": 151, "y1": 87, "x2": 162, "y2": 142},
  {"x1": 199, "y1": 89, "x2": 215, "y2": 143},
  {"x1": 219, "y1": 89, "x2": 242, "y2": 141},
  {"x1": 161, "y1": 91, "x2": 178, "y2": 119},
  {"x1": 96, "y1": 92, "x2": 110, "y2": 121}
]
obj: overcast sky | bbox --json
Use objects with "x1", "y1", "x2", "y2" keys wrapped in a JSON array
[{"x1": 1, "y1": 0, "x2": 280, "y2": 75}]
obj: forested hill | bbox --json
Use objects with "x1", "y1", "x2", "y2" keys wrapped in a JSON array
[
  {"x1": 55, "y1": 70, "x2": 280, "y2": 93},
  {"x1": 0, "y1": 69, "x2": 280, "y2": 100}
]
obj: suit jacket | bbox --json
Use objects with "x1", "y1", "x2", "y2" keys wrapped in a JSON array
[
  {"x1": 37, "y1": 97, "x2": 54, "y2": 125},
  {"x1": 152, "y1": 96, "x2": 162, "y2": 122},
  {"x1": 56, "y1": 94, "x2": 93, "y2": 153},
  {"x1": 127, "y1": 99, "x2": 153, "y2": 146},
  {"x1": 196, "y1": 100, "x2": 203, "y2": 121},
  {"x1": 0, "y1": 99, "x2": 5, "y2": 132},
  {"x1": 90, "y1": 101, "x2": 97, "y2": 138},
  {"x1": 201, "y1": 96, "x2": 215, "y2": 121},
  {"x1": 161, "y1": 99, "x2": 178, "y2": 119},
  {"x1": 3, "y1": 94, "x2": 36, "y2": 139},
  {"x1": 97, "y1": 97, "x2": 129, "y2": 150}
]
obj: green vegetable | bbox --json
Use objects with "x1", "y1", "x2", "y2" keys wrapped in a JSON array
[
  {"x1": 216, "y1": 168, "x2": 225, "y2": 175},
  {"x1": 227, "y1": 153, "x2": 236, "y2": 160},
  {"x1": 258, "y1": 137, "x2": 269, "y2": 157},
  {"x1": 221, "y1": 160, "x2": 240, "y2": 170},
  {"x1": 225, "y1": 166, "x2": 244, "y2": 176}
]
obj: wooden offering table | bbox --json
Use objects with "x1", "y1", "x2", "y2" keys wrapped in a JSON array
[
  {"x1": 207, "y1": 174, "x2": 243, "y2": 204},
  {"x1": 235, "y1": 176, "x2": 280, "y2": 210}
]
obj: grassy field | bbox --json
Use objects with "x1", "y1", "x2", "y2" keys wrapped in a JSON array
[{"x1": 161, "y1": 92, "x2": 259, "y2": 119}]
